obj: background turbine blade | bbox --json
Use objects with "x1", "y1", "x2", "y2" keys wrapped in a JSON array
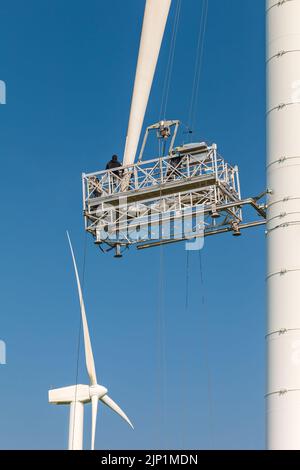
[
  {"x1": 67, "y1": 231, "x2": 97, "y2": 385},
  {"x1": 101, "y1": 394, "x2": 134, "y2": 429},
  {"x1": 91, "y1": 395, "x2": 99, "y2": 450}
]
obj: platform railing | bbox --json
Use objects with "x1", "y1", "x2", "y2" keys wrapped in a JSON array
[{"x1": 83, "y1": 146, "x2": 240, "y2": 205}]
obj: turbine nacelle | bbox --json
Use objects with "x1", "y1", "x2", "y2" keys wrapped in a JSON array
[
  {"x1": 49, "y1": 384, "x2": 90, "y2": 405},
  {"x1": 49, "y1": 384, "x2": 108, "y2": 405}
]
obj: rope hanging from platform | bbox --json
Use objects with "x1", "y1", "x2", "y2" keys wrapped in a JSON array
[
  {"x1": 198, "y1": 250, "x2": 215, "y2": 449},
  {"x1": 156, "y1": 244, "x2": 167, "y2": 447},
  {"x1": 180, "y1": 250, "x2": 215, "y2": 449},
  {"x1": 179, "y1": 250, "x2": 190, "y2": 448},
  {"x1": 185, "y1": 251, "x2": 190, "y2": 310}
]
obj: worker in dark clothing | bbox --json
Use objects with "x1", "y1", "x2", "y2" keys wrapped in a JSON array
[
  {"x1": 170, "y1": 155, "x2": 182, "y2": 168},
  {"x1": 106, "y1": 154, "x2": 122, "y2": 177},
  {"x1": 106, "y1": 154, "x2": 123, "y2": 192},
  {"x1": 167, "y1": 153, "x2": 183, "y2": 179}
]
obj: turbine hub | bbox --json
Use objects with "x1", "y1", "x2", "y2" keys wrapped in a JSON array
[{"x1": 89, "y1": 384, "x2": 108, "y2": 399}]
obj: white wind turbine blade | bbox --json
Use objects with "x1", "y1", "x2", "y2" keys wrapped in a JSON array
[
  {"x1": 91, "y1": 395, "x2": 99, "y2": 450},
  {"x1": 123, "y1": 0, "x2": 172, "y2": 166},
  {"x1": 101, "y1": 394, "x2": 134, "y2": 429},
  {"x1": 67, "y1": 232, "x2": 97, "y2": 386}
]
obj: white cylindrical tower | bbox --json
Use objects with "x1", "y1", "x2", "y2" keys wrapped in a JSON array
[
  {"x1": 266, "y1": 0, "x2": 300, "y2": 450},
  {"x1": 68, "y1": 401, "x2": 84, "y2": 450}
]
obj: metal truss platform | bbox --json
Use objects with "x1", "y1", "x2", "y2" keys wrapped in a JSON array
[{"x1": 82, "y1": 139, "x2": 266, "y2": 256}]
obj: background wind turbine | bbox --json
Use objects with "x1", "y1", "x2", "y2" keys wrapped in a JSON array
[{"x1": 49, "y1": 232, "x2": 133, "y2": 450}]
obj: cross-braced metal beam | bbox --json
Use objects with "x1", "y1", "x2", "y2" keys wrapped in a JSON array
[{"x1": 82, "y1": 140, "x2": 266, "y2": 255}]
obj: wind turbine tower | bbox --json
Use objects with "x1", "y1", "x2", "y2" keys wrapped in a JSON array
[{"x1": 266, "y1": 0, "x2": 300, "y2": 449}]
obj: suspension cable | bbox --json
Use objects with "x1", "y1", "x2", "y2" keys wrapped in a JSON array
[
  {"x1": 191, "y1": 0, "x2": 208, "y2": 132},
  {"x1": 160, "y1": 0, "x2": 182, "y2": 120},
  {"x1": 187, "y1": 0, "x2": 209, "y2": 134},
  {"x1": 155, "y1": 137, "x2": 167, "y2": 447}
]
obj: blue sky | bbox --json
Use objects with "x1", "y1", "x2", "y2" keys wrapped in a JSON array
[{"x1": 0, "y1": 0, "x2": 266, "y2": 449}]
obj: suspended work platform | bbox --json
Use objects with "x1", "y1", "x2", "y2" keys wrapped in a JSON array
[{"x1": 82, "y1": 123, "x2": 266, "y2": 256}]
